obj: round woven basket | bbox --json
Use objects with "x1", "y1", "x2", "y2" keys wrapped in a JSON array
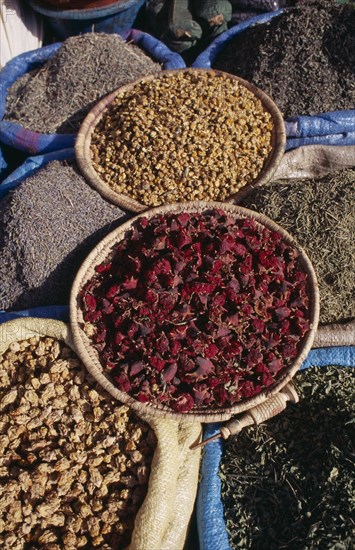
[
  {"x1": 75, "y1": 68, "x2": 286, "y2": 213},
  {"x1": 70, "y1": 201, "x2": 319, "y2": 422}
]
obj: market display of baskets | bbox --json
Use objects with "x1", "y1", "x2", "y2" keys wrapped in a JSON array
[
  {"x1": 70, "y1": 201, "x2": 319, "y2": 423},
  {"x1": 75, "y1": 68, "x2": 286, "y2": 213},
  {"x1": 1, "y1": 3, "x2": 354, "y2": 548}
]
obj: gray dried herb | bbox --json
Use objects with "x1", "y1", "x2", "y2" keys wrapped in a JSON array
[
  {"x1": 4, "y1": 33, "x2": 162, "y2": 134},
  {"x1": 0, "y1": 160, "x2": 128, "y2": 311}
]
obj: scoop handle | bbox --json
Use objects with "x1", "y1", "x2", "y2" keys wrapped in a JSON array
[{"x1": 220, "y1": 382, "x2": 299, "y2": 440}]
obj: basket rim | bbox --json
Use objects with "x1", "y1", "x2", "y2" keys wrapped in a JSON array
[
  {"x1": 70, "y1": 200, "x2": 320, "y2": 423},
  {"x1": 74, "y1": 67, "x2": 286, "y2": 213}
]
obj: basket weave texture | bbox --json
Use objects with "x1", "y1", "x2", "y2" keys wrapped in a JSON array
[
  {"x1": 75, "y1": 68, "x2": 286, "y2": 213},
  {"x1": 70, "y1": 201, "x2": 319, "y2": 423}
]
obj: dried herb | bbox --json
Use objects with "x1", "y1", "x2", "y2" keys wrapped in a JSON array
[
  {"x1": 4, "y1": 33, "x2": 161, "y2": 134},
  {"x1": 220, "y1": 365, "x2": 355, "y2": 549},
  {"x1": 91, "y1": 70, "x2": 273, "y2": 206},
  {"x1": 213, "y1": 0, "x2": 355, "y2": 117},
  {"x1": 0, "y1": 160, "x2": 127, "y2": 311},
  {"x1": 79, "y1": 209, "x2": 311, "y2": 413},
  {"x1": 240, "y1": 168, "x2": 355, "y2": 324}
]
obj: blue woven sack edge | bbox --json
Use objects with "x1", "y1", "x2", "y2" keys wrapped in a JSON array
[
  {"x1": 0, "y1": 306, "x2": 70, "y2": 324},
  {"x1": 0, "y1": 31, "x2": 185, "y2": 154},
  {"x1": 0, "y1": 147, "x2": 75, "y2": 199},
  {"x1": 124, "y1": 29, "x2": 186, "y2": 70},
  {"x1": 191, "y1": 10, "x2": 355, "y2": 149},
  {"x1": 285, "y1": 131, "x2": 355, "y2": 150},
  {"x1": 197, "y1": 347, "x2": 355, "y2": 550}
]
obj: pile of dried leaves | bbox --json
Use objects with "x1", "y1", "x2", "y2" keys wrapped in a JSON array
[
  {"x1": 79, "y1": 209, "x2": 311, "y2": 413},
  {"x1": 220, "y1": 365, "x2": 355, "y2": 549}
]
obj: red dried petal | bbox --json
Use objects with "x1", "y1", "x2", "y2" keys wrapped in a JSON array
[
  {"x1": 172, "y1": 393, "x2": 195, "y2": 413},
  {"x1": 84, "y1": 310, "x2": 102, "y2": 323},
  {"x1": 106, "y1": 285, "x2": 120, "y2": 299},
  {"x1": 83, "y1": 293, "x2": 97, "y2": 312},
  {"x1": 122, "y1": 276, "x2": 138, "y2": 290},
  {"x1": 145, "y1": 289, "x2": 159, "y2": 304},
  {"x1": 156, "y1": 333, "x2": 170, "y2": 354},
  {"x1": 149, "y1": 356, "x2": 166, "y2": 372},
  {"x1": 162, "y1": 362, "x2": 178, "y2": 383},
  {"x1": 114, "y1": 373, "x2": 131, "y2": 392},
  {"x1": 95, "y1": 261, "x2": 113, "y2": 273},
  {"x1": 205, "y1": 343, "x2": 219, "y2": 358},
  {"x1": 176, "y1": 213, "x2": 191, "y2": 227},
  {"x1": 130, "y1": 361, "x2": 144, "y2": 376},
  {"x1": 195, "y1": 357, "x2": 215, "y2": 377},
  {"x1": 136, "y1": 392, "x2": 150, "y2": 403},
  {"x1": 275, "y1": 306, "x2": 291, "y2": 320}
]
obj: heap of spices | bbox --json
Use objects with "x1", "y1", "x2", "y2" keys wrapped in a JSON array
[
  {"x1": 91, "y1": 70, "x2": 273, "y2": 206},
  {"x1": 79, "y1": 208, "x2": 311, "y2": 413},
  {"x1": 220, "y1": 365, "x2": 355, "y2": 549},
  {"x1": 0, "y1": 335, "x2": 156, "y2": 549},
  {"x1": 240, "y1": 168, "x2": 355, "y2": 324},
  {"x1": 4, "y1": 33, "x2": 162, "y2": 134},
  {"x1": 0, "y1": 160, "x2": 127, "y2": 311},
  {"x1": 213, "y1": 0, "x2": 355, "y2": 117}
]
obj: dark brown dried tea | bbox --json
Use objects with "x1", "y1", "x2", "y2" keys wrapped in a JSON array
[
  {"x1": 4, "y1": 33, "x2": 162, "y2": 134},
  {"x1": 213, "y1": 0, "x2": 355, "y2": 117},
  {"x1": 220, "y1": 365, "x2": 355, "y2": 550},
  {"x1": 240, "y1": 168, "x2": 355, "y2": 325}
]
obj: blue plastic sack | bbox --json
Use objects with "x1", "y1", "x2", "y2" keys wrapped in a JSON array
[
  {"x1": 285, "y1": 111, "x2": 355, "y2": 150},
  {"x1": 192, "y1": 11, "x2": 355, "y2": 150},
  {"x1": 0, "y1": 145, "x2": 8, "y2": 181},
  {"x1": 28, "y1": 0, "x2": 145, "y2": 40},
  {"x1": 285, "y1": 111, "x2": 355, "y2": 138},
  {"x1": 285, "y1": 131, "x2": 355, "y2": 151},
  {"x1": 0, "y1": 148, "x2": 75, "y2": 199},
  {"x1": 0, "y1": 306, "x2": 69, "y2": 324},
  {"x1": 0, "y1": 43, "x2": 74, "y2": 155},
  {"x1": 0, "y1": 143, "x2": 28, "y2": 184},
  {"x1": 0, "y1": 31, "x2": 185, "y2": 155},
  {"x1": 197, "y1": 347, "x2": 355, "y2": 550}
]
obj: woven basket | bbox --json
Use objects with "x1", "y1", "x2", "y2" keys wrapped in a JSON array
[
  {"x1": 75, "y1": 68, "x2": 286, "y2": 213},
  {"x1": 70, "y1": 201, "x2": 319, "y2": 422}
]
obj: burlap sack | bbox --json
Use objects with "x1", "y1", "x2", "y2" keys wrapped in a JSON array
[
  {"x1": 0, "y1": 317, "x2": 202, "y2": 550},
  {"x1": 274, "y1": 145, "x2": 355, "y2": 180},
  {"x1": 313, "y1": 319, "x2": 355, "y2": 349}
]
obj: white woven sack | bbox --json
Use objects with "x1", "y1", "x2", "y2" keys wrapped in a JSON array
[{"x1": 1, "y1": 0, "x2": 43, "y2": 68}]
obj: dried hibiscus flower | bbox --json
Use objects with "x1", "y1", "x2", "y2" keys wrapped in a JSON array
[{"x1": 79, "y1": 209, "x2": 311, "y2": 413}]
